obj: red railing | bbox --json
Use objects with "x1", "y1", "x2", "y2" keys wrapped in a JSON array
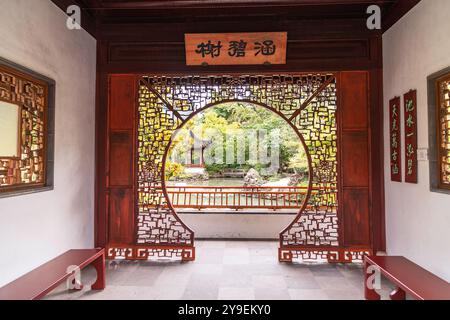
[{"x1": 161, "y1": 185, "x2": 319, "y2": 210}]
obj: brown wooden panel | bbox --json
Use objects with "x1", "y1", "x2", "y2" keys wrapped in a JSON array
[
  {"x1": 185, "y1": 32, "x2": 287, "y2": 66},
  {"x1": 109, "y1": 75, "x2": 135, "y2": 130},
  {"x1": 340, "y1": 71, "x2": 368, "y2": 129},
  {"x1": 109, "y1": 188, "x2": 134, "y2": 244},
  {"x1": 109, "y1": 131, "x2": 133, "y2": 186},
  {"x1": 99, "y1": 19, "x2": 382, "y2": 73},
  {"x1": 343, "y1": 188, "x2": 370, "y2": 246},
  {"x1": 109, "y1": 39, "x2": 369, "y2": 63},
  {"x1": 342, "y1": 131, "x2": 369, "y2": 187}
]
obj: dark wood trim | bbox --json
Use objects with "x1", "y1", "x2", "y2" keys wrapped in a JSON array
[
  {"x1": 50, "y1": 0, "x2": 421, "y2": 39},
  {"x1": 94, "y1": 41, "x2": 109, "y2": 247},
  {"x1": 382, "y1": 0, "x2": 421, "y2": 33},
  {"x1": 50, "y1": 0, "x2": 97, "y2": 38},
  {"x1": 369, "y1": 68, "x2": 386, "y2": 252},
  {"x1": 94, "y1": 0, "x2": 394, "y2": 10}
]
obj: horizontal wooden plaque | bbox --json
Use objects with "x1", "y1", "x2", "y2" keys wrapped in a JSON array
[{"x1": 185, "y1": 32, "x2": 287, "y2": 66}]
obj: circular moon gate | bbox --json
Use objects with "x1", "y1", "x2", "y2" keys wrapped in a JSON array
[
  {"x1": 163, "y1": 100, "x2": 312, "y2": 227},
  {"x1": 123, "y1": 74, "x2": 369, "y2": 263}
]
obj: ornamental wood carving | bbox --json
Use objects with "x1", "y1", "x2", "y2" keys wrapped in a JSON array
[
  {"x1": 131, "y1": 74, "x2": 342, "y2": 262},
  {"x1": 0, "y1": 63, "x2": 48, "y2": 193},
  {"x1": 105, "y1": 73, "x2": 373, "y2": 262},
  {"x1": 437, "y1": 74, "x2": 450, "y2": 189}
]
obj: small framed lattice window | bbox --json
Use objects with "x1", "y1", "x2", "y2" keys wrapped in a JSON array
[
  {"x1": 436, "y1": 73, "x2": 450, "y2": 189},
  {"x1": 428, "y1": 67, "x2": 450, "y2": 193},
  {"x1": 0, "y1": 57, "x2": 55, "y2": 197}
]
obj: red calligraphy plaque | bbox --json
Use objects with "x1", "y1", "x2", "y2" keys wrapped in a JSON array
[
  {"x1": 403, "y1": 90, "x2": 418, "y2": 183},
  {"x1": 389, "y1": 97, "x2": 402, "y2": 182}
]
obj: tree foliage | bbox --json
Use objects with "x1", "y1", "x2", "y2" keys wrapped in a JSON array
[{"x1": 168, "y1": 102, "x2": 309, "y2": 177}]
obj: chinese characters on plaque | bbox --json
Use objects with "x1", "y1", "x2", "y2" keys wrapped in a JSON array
[
  {"x1": 389, "y1": 97, "x2": 402, "y2": 182},
  {"x1": 185, "y1": 32, "x2": 287, "y2": 66},
  {"x1": 403, "y1": 90, "x2": 418, "y2": 183}
]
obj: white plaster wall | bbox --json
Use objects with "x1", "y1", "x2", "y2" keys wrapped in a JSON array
[
  {"x1": 0, "y1": 0, "x2": 96, "y2": 286},
  {"x1": 383, "y1": 0, "x2": 450, "y2": 281},
  {"x1": 180, "y1": 213, "x2": 294, "y2": 239}
]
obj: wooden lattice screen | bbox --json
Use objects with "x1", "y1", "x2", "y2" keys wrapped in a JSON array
[
  {"x1": 437, "y1": 74, "x2": 450, "y2": 189},
  {"x1": 105, "y1": 73, "x2": 372, "y2": 262},
  {"x1": 0, "y1": 59, "x2": 54, "y2": 196}
]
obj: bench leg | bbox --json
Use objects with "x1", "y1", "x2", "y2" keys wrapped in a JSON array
[
  {"x1": 390, "y1": 287, "x2": 406, "y2": 300},
  {"x1": 364, "y1": 260, "x2": 381, "y2": 300},
  {"x1": 91, "y1": 254, "x2": 105, "y2": 290}
]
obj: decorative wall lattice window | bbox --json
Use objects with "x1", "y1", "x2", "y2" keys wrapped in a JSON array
[
  {"x1": 0, "y1": 58, "x2": 55, "y2": 197},
  {"x1": 437, "y1": 73, "x2": 450, "y2": 189}
]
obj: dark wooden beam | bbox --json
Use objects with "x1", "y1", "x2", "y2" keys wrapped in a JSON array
[
  {"x1": 51, "y1": 0, "x2": 97, "y2": 38},
  {"x1": 382, "y1": 0, "x2": 421, "y2": 33},
  {"x1": 51, "y1": 0, "x2": 419, "y2": 37},
  {"x1": 97, "y1": 0, "x2": 395, "y2": 9}
]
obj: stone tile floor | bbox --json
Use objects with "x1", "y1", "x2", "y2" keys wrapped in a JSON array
[{"x1": 45, "y1": 240, "x2": 398, "y2": 300}]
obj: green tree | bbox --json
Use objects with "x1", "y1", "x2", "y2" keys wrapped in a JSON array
[{"x1": 167, "y1": 102, "x2": 309, "y2": 178}]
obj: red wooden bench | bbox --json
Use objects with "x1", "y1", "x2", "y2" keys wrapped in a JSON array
[
  {"x1": 364, "y1": 255, "x2": 450, "y2": 300},
  {"x1": 0, "y1": 248, "x2": 105, "y2": 300}
]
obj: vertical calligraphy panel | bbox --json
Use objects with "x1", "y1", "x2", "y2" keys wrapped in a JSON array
[
  {"x1": 389, "y1": 97, "x2": 402, "y2": 182},
  {"x1": 404, "y1": 90, "x2": 418, "y2": 183}
]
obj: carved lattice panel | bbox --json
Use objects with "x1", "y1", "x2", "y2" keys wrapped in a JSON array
[
  {"x1": 438, "y1": 75, "x2": 450, "y2": 187},
  {"x1": 134, "y1": 74, "x2": 346, "y2": 261},
  {"x1": 107, "y1": 246, "x2": 195, "y2": 261},
  {"x1": 279, "y1": 248, "x2": 372, "y2": 263},
  {"x1": 282, "y1": 80, "x2": 339, "y2": 248},
  {"x1": 137, "y1": 85, "x2": 192, "y2": 246},
  {"x1": 0, "y1": 65, "x2": 47, "y2": 189}
]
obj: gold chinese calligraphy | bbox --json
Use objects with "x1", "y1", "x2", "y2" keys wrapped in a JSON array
[
  {"x1": 404, "y1": 89, "x2": 418, "y2": 183},
  {"x1": 389, "y1": 97, "x2": 402, "y2": 182}
]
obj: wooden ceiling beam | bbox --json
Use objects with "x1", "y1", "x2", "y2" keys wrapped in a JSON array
[
  {"x1": 51, "y1": 0, "x2": 97, "y2": 37},
  {"x1": 96, "y1": 0, "x2": 395, "y2": 9},
  {"x1": 382, "y1": 0, "x2": 421, "y2": 33},
  {"x1": 50, "y1": 0, "x2": 422, "y2": 39}
]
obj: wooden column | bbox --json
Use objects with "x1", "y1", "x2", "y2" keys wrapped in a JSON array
[
  {"x1": 106, "y1": 75, "x2": 136, "y2": 246},
  {"x1": 338, "y1": 71, "x2": 372, "y2": 250}
]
